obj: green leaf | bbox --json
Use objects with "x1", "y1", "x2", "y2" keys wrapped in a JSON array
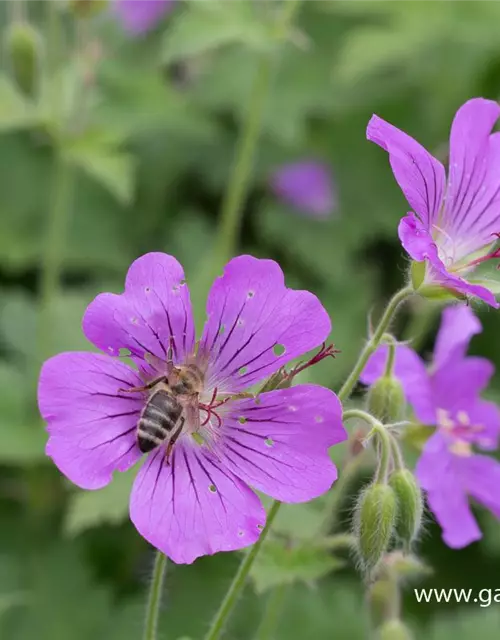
[
  {"x1": 423, "y1": 607, "x2": 500, "y2": 640},
  {"x1": 0, "y1": 362, "x2": 46, "y2": 463},
  {"x1": 162, "y1": 0, "x2": 273, "y2": 63},
  {"x1": 0, "y1": 75, "x2": 36, "y2": 132},
  {"x1": 249, "y1": 539, "x2": 345, "y2": 594},
  {"x1": 65, "y1": 132, "x2": 135, "y2": 205},
  {"x1": 0, "y1": 291, "x2": 94, "y2": 363},
  {"x1": 64, "y1": 467, "x2": 137, "y2": 536}
]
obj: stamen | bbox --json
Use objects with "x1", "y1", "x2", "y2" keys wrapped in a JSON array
[
  {"x1": 457, "y1": 232, "x2": 500, "y2": 271},
  {"x1": 288, "y1": 342, "x2": 340, "y2": 379}
]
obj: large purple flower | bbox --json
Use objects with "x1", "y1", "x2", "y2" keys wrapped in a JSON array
[
  {"x1": 361, "y1": 305, "x2": 500, "y2": 548},
  {"x1": 38, "y1": 253, "x2": 346, "y2": 564},
  {"x1": 270, "y1": 160, "x2": 336, "y2": 218},
  {"x1": 114, "y1": 0, "x2": 175, "y2": 35},
  {"x1": 368, "y1": 98, "x2": 500, "y2": 307}
]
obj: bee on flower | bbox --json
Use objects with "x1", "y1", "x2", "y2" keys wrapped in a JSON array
[{"x1": 38, "y1": 253, "x2": 346, "y2": 563}]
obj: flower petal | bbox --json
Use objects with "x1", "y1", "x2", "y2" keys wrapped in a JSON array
[
  {"x1": 114, "y1": 0, "x2": 174, "y2": 34},
  {"x1": 360, "y1": 344, "x2": 435, "y2": 424},
  {"x1": 200, "y1": 256, "x2": 331, "y2": 392},
  {"x1": 129, "y1": 444, "x2": 266, "y2": 564},
  {"x1": 83, "y1": 253, "x2": 195, "y2": 364},
  {"x1": 461, "y1": 454, "x2": 500, "y2": 520},
  {"x1": 270, "y1": 160, "x2": 336, "y2": 218},
  {"x1": 433, "y1": 304, "x2": 482, "y2": 367},
  {"x1": 467, "y1": 399, "x2": 500, "y2": 450},
  {"x1": 398, "y1": 214, "x2": 439, "y2": 262},
  {"x1": 428, "y1": 260, "x2": 499, "y2": 307},
  {"x1": 443, "y1": 99, "x2": 500, "y2": 256},
  {"x1": 216, "y1": 385, "x2": 346, "y2": 503},
  {"x1": 39, "y1": 352, "x2": 143, "y2": 489},
  {"x1": 432, "y1": 356, "x2": 494, "y2": 411},
  {"x1": 416, "y1": 433, "x2": 481, "y2": 548},
  {"x1": 367, "y1": 115, "x2": 445, "y2": 227}
]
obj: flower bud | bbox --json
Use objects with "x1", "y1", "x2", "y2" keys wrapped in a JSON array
[
  {"x1": 377, "y1": 619, "x2": 413, "y2": 640},
  {"x1": 367, "y1": 577, "x2": 399, "y2": 629},
  {"x1": 354, "y1": 483, "x2": 397, "y2": 574},
  {"x1": 385, "y1": 551, "x2": 431, "y2": 580},
  {"x1": 367, "y1": 376, "x2": 405, "y2": 424},
  {"x1": 389, "y1": 469, "x2": 424, "y2": 549},
  {"x1": 4, "y1": 22, "x2": 42, "y2": 98}
]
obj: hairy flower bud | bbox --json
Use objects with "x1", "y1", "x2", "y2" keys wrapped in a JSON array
[
  {"x1": 354, "y1": 483, "x2": 397, "y2": 574},
  {"x1": 367, "y1": 376, "x2": 405, "y2": 424},
  {"x1": 4, "y1": 21, "x2": 42, "y2": 98},
  {"x1": 389, "y1": 469, "x2": 424, "y2": 549},
  {"x1": 377, "y1": 619, "x2": 413, "y2": 640}
]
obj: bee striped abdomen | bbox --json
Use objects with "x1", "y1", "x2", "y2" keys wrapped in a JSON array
[{"x1": 137, "y1": 389, "x2": 183, "y2": 453}]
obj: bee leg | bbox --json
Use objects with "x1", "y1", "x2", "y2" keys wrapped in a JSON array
[
  {"x1": 165, "y1": 417, "x2": 185, "y2": 465},
  {"x1": 118, "y1": 375, "x2": 165, "y2": 394}
]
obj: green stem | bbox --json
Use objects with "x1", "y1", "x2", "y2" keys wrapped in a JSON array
[
  {"x1": 37, "y1": 151, "x2": 74, "y2": 365},
  {"x1": 213, "y1": 0, "x2": 302, "y2": 266},
  {"x1": 47, "y1": 0, "x2": 60, "y2": 74},
  {"x1": 142, "y1": 552, "x2": 168, "y2": 640},
  {"x1": 382, "y1": 334, "x2": 397, "y2": 377},
  {"x1": 254, "y1": 581, "x2": 288, "y2": 640},
  {"x1": 389, "y1": 434, "x2": 405, "y2": 471},
  {"x1": 343, "y1": 408, "x2": 379, "y2": 427},
  {"x1": 372, "y1": 425, "x2": 393, "y2": 484},
  {"x1": 337, "y1": 287, "x2": 413, "y2": 403},
  {"x1": 205, "y1": 500, "x2": 282, "y2": 640},
  {"x1": 319, "y1": 449, "x2": 367, "y2": 536}
]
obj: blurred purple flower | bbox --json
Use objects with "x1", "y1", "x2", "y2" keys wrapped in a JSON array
[
  {"x1": 270, "y1": 160, "x2": 336, "y2": 218},
  {"x1": 361, "y1": 305, "x2": 500, "y2": 549},
  {"x1": 114, "y1": 0, "x2": 175, "y2": 35},
  {"x1": 368, "y1": 98, "x2": 500, "y2": 307},
  {"x1": 38, "y1": 253, "x2": 346, "y2": 564}
]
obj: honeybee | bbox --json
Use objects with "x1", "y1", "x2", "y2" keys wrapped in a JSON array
[{"x1": 121, "y1": 362, "x2": 205, "y2": 462}]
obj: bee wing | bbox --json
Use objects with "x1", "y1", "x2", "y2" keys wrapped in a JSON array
[
  {"x1": 145, "y1": 352, "x2": 175, "y2": 376},
  {"x1": 184, "y1": 397, "x2": 200, "y2": 432}
]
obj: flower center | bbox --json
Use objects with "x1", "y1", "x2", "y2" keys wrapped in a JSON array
[{"x1": 436, "y1": 408, "x2": 483, "y2": 457}]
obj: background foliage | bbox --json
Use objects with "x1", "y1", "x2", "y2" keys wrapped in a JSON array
[{"x1": 1, "y1": 1, "x2": 500, "y2": 638}]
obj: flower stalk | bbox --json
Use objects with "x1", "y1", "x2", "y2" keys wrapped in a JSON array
[
  {"x1": 142, "y1": 552, "x2": 168, "y2": 640},
  {"x1": 213, "y1": 0, "x2": 302, "y2": 268},
  {"x1": 338, "y1": 287, "x2": 413, "y2": 403},
  {"x1": 204, "y1": 500, "x2": 282, "y2": 640}
]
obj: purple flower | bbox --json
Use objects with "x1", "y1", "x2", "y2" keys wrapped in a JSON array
[
  {"x1": 270, "y1": 160, "x2": 336, "y2": 218},
  {"x1": 38, "y1": 253, "x2": 346, "y2": 564},
  {"x1": 368, "y1": 98, "x2": 500, "y2": 307},
  {"x1": 114, "y1": 0, "x2": 175, "y2": 35},
  {"x1": 361, "y1": 305, "x2": 500, "y2": 548}
]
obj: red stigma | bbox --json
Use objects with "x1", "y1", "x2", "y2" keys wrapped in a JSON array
[{"x1": 289, "y1": 342, "x2": 339, "y2": 379}]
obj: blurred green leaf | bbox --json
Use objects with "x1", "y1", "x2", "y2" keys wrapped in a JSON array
[
  {"x1": 0, "y1": 75, "x2": 36, "y2": 132},
  {"x1": 162, "y1": 0, "x2": 273, "y2": 63},
  {"x1": 249, "y1": 539, "x2": 345, "y2": 594},
  {"x1": 1, "y1": 291, "x2": 93, "y2": 363},
  {"x1": 0, "y1": 362, "x2": 45, "y2": 463},
  {"x1": 65, "y1": 133, "x2": 135, "y2": 205},
  {"x1": 422, "y1": 608, "x2": 500, "y2": 640},
  {"x1": 64, "y1": 467, "x2": 137, "y2": 536}
]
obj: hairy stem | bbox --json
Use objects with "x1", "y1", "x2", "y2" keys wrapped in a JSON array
[
  {"x1": 337, "y1": 287, "x2": 413, "y2": 403},
  {"x1": 254, "y1": 582, "x2": 288, "y2": 640},
  {"x1": 204, "y1": 500, "x2": 282, "y2": 640},
  {"x1": 142, "y1": 552, "x2": 168, "y2": 640}
]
